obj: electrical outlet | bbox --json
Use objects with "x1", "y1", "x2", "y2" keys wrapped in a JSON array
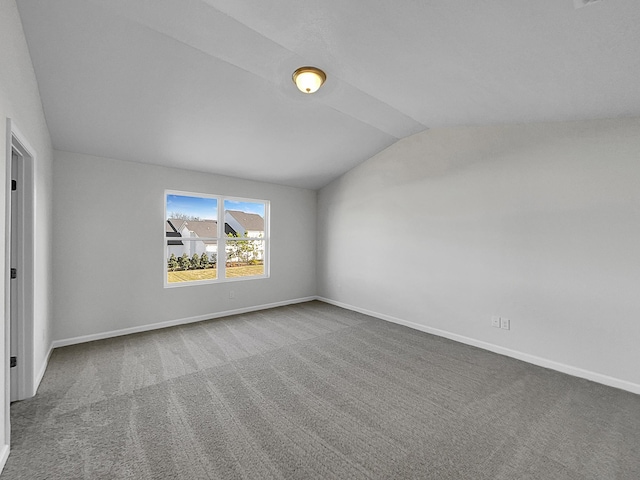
[
  {"x1": 501, "y1": 317, "x2": 510, "y2": 330},
  {"x1": 491, "y1": 316, "x2": 500, "y2": 328},
  {"x1": 229, "y1": 290, "x2": 235, "y2": 299}
]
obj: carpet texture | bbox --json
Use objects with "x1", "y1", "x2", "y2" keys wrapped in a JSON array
[{"x1": 4, "y1": 301, "x2": 640, "y2": 479}]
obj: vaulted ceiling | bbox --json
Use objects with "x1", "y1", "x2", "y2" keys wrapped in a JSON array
[{"x1": 17, "y1": 0, "x2": 640, "y2": 189}]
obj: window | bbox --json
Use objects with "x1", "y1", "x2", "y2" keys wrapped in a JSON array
[{"x1": 165, "y1": 191, "x2": 269, "y2": 286}]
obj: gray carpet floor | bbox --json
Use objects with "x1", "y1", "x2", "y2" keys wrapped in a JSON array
[{"x1": 4, "y1": 301, "x2": 640, "y2": 479}]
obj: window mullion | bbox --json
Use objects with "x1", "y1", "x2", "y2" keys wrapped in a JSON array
[{"x1": 217, "y1": 196, "x2": 226, "y2": 279}]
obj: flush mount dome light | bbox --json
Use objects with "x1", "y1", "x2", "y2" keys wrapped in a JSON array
[{"x1": 292, "y1": 66, "x2": 326, "y2": 94}]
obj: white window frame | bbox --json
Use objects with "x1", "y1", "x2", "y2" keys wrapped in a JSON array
[{"x1": 164, "y1": 190, "x2": 270, "y2": 288}]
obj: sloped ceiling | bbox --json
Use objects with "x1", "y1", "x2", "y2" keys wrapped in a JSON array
[{"x1": 16, "y1": 0, "x2": 640, "y2": 189}]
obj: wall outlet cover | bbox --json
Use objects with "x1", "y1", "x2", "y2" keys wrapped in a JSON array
[{"x1": 501, "y1": 318, "x2": 510, "y2": 330}]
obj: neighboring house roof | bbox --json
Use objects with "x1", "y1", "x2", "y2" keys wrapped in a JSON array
[
  {"x1": 166, "y1": 219, "x2": 218, "y2": 245},
  {"x1": 167, "y1": 217, "x2": 256, "y2": 243},
  {"x1": 225, "y1": 223, "x2": 237, "y2": 236},
  {"x1": 167, "y1": 218, "x2": 187, "y2": 232},
  {"x1": 186, "y1": 220, "x2": 218, "y2": 242},
  {"x1": 227, "y1": 210, "x2": 264, "y2": 232},
  {"x1": 166, "y1": 220, "x2": 183, "y2": 245}
]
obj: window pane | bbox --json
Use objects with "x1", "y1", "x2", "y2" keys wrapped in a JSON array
[
  {"x1": 167, "y1": 240, "x2": 217, "y2": 283},
  {"x1": 224, "y1": 200, "x2": 265, "y2": 238},
  {"x1": 167, "y1": 194, "x2": 217, "y2": 223},
  {"x1": 166, "y1": 194, "x2": 218, "y2": 244},
  {"x1": 225, "y1": 240, "x2": 265, "y2": 278}
]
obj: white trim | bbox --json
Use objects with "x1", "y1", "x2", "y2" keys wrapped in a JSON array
[
  {"x1": 6, "y1": 121, "x2": 36, "y2": 402},
  {"x1": 316, "y1": 297, "x2": 640, "y2": 396},
  {"x1": 0, "y1": 443, "x2": 9, "y2": 473},
  {"x1": 4, "y1": 119, "x2": 12, "y2": 461},
  {"x1": 34, "y1": 343, "x2": 54, "y2": 394},
  {"x1": 164, "y1": 271, "x2": 269, "y2": 289},
  {"x1": 52, "y1": 296, "x2": 316, "y2": 348}
]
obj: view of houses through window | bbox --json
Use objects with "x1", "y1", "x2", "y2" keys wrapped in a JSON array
[{"x1": 165, "y1": 191, "x2": 268, "y2": 285}]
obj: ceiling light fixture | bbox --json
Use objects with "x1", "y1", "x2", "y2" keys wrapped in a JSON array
[{"x1": 292, "y1": 66, "x2": 326, "y2": 94}]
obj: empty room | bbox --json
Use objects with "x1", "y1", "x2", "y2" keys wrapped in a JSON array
[{"x1": 1, "y1": 0, "x2": 639, "y2": 478}]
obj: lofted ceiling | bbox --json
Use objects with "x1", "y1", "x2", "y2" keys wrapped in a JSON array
[{"x1": 16, "y1": 0, "x2": 640, "y2": 189}]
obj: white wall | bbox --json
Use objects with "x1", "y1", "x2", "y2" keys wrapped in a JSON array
[
  {"x1": 0, "y1": 0, "x2": 54, "y2": 457},
  {"x1": 318, "y1": 118, "x2": 640, "y2": 392},
  {"x1": 52, "y1": 151, "x2": 316, "y2": 342}
]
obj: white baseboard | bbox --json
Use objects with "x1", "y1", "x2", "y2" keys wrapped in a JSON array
[
  {"x1": 33, "y1": 344, "x2": 54, "y2": 395},
  {"x1": 317, "y1": 297, "x2": 640, "y2": 396},
  {"x1": 0, "y1": 443, "x2": 9, "y2": 474},
  {"x1": 52, "y1": 296, "x2": 317, "y2": 349}
]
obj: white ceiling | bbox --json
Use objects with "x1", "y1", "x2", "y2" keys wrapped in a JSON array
[{"x1": 16, "y1": 0, "x2": 640, "y2": 189}]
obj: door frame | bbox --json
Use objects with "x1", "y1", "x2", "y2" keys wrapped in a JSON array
[{"x1": 4, "y1": 119, "x2": 35, "y2": 406}]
